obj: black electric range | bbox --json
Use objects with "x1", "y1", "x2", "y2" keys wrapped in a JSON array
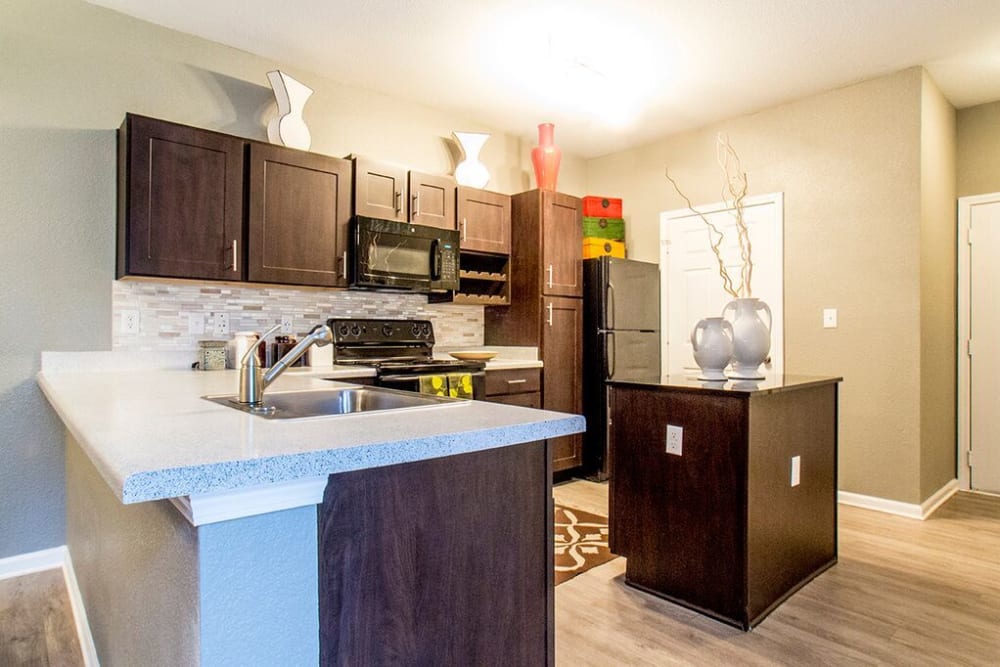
[{"x1": 327, "y1": 318, "x2": 486, "y2": 398}]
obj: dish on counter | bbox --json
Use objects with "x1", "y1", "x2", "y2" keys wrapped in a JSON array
[{"x1": 449, "y1": 350, "x2": 499, "y2": 361}]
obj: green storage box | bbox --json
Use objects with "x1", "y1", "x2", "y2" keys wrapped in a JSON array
[{"x1": 582, "y1": 216, "x2": 625, "y2": 240}]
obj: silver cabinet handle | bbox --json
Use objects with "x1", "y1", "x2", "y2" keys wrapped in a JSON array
[
  {"x1": 394, "y1": 190, "x2": 402, "y2": 215},
  {"x1": 546, "y1": 302, "x2": 554, "y2": 327},
  {"x1": 231, "y1": 239, "x2": 238, "y2": 272},
  {"x1": 412, "y1": 192, "x2": 420, "y2": 216},
  {"x1": 341, "y1": 251, "x2": 348, "y2": 280},
  {"x1": 546, "y1": 264, "x2": 554, "y2": 288},
  {"x1": 506, "y1": 378, "x2": 527, "y2": 385},
  {"x1": 461, "y1": 218, "x2": 468, "y2": 241}
]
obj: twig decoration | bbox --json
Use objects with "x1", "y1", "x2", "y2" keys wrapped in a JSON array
[{"x1": 665, "y1": 133, "x2": 753, "y2": 298}]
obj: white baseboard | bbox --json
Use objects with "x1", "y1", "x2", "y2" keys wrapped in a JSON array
[
  {"x1": 0, "y1": 546, "x2": 99, "y2": 666},
  {"x1": 838, "y1": 479, "x2": 959, "y2": 520}
]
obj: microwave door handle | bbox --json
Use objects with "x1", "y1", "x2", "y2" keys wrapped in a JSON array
[{"x1": 430, "y1": 240, "x2": 441, "y2": 280}]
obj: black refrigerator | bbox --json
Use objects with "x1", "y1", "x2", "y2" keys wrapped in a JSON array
[{"x1": 583, "y1": 256, "x2": 661, "y2": 481}]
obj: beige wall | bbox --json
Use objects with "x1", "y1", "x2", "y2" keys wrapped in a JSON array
[
  {"x1": 0, "y1": 0, "x2": 586, "y2": 558},
  {"x1": 919, "y1": 71, "x2": 957, "y2": 498},
  {"x1": 587, "y1": 67, "x2": 956, "y2": 504},
  {"x1": 957, "y1": 100, "x2": 1000, "y2": 197}
]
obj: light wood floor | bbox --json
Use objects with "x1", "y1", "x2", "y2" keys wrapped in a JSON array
[
  {"x1": 0, "y1": 568, "x2": 83, "y2": 666},
  {"x1": 554, "y1": 481, "x2": 1000, "y2": 666}
]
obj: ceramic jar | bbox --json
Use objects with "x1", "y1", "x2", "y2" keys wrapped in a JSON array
[
  {"x1": 530, "y1": 123, "x2": 561, "y2": 191},
  {"x1": 723, "y1": 297, "x2": 772, "y2": 380},
  {"x1": 691, "y1": 317, "x2": 734, "y2": 381}
]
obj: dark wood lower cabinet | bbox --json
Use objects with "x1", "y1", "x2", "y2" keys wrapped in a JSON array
[
  {"x1": 609, "y1": 377, "x2": 840, "y2": 630},
  {"x1": 318, "y1": 440, "x2": 553, "y2": 665}
]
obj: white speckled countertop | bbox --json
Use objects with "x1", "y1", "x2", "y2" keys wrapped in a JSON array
[{"x1": 38, "y1": 352, "x2": 580, "y2": 505}]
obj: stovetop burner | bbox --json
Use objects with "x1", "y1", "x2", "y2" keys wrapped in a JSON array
[{"x1": 327, "y1": 317, "x2": 485, "y2": 374}]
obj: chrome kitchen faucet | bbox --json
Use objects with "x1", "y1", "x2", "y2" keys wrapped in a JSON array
[{"x1": 237, "y1": 323, "x2": 334, "y2": 407}]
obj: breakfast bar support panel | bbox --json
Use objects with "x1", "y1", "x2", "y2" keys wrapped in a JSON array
[
  {"x1": 319, "y1": 440, "x2": 554, "y2": 665},
  {"x1": 66, "y1": 436, "x2": 321, "y2": 665}
]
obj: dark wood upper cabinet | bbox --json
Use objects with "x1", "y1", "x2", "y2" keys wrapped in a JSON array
[
  {"x1": 409, "y1": 171, "x2": 456, "y2": 229},
  {"x1": 118, "y1": 114, "x2": 244, "y2": 280},
  {"x1": 247, "y1": 144, "x2": 353, "y2": 287},
  {"x1": 540, "y1": 191, "x2": 583, "y2": 297},
  {"x1": 351, "y1": 156, "x2": 408, "y2": 222},
  {"x1": 457, "y1": 186, "x2": 511, "y2": 254}
]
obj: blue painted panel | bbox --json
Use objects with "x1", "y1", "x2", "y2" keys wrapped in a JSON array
[{"x1": 199, "y1": 506, "x2": 319, "y2": 666}]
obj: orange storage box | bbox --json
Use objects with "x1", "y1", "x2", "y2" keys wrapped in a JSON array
[
  {"x1": 583, "y1": 237, "x2": 625, "y2": 259},
  {"x1": 582, "y1": 196, "x2": 623, "y2": 218}
]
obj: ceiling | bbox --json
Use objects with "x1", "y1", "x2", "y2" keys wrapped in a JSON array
[{"x1": 88, "y1": 0, "x2": 1000, "y2": 158}]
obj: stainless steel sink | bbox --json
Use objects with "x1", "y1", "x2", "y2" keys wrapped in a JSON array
[{"x1": 203, "y1": 385, "x2": 466, "y2": 420}]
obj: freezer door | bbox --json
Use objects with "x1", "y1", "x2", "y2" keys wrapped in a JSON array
[
  {"x1": 606, "y1": 330, "x2": 661, "y2": 382},
  {"x1": 606, "y1": 257, "x2": 660, "y2": 331}
]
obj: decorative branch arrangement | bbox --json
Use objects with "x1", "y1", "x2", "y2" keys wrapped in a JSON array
[{"x1": 665, "y1": 133, "x2": 753, "y2": 298}]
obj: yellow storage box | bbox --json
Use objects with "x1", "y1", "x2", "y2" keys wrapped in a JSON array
[{"x1": 583, "y1": 237, "x2": 625, "y2": 259}]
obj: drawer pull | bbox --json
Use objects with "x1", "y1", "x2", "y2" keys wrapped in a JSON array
[{"x1": 506, "y1": 378, "x2": 528, "y2": 385}]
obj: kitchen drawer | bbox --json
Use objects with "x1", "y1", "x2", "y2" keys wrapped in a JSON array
[
  {"x1": 485, "y1": 392, "x2": 542, "y2": 409},
  {"x1": 485, "y1": 368, "x2": 541, "y2": 396}
]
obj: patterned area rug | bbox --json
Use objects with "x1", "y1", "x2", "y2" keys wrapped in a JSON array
[{"x1": 555, "y1": 505, "x2": 616, "y2": 585}]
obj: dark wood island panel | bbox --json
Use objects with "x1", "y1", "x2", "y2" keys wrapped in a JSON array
[
  {"x1": 318, "y1": 440, "x2": 554, "y2": 665},
  {"x1": 609, "y1": 376, "x2": 840, "y2": 630}
]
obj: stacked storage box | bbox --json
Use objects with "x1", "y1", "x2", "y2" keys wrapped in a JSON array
[{"x1": 581, "y1": 196, "x2": 626, "y2": 258}]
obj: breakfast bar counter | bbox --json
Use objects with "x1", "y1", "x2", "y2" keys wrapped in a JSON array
[{"x1": 39, "y1": 352, "x2": 583, "y2": 666}]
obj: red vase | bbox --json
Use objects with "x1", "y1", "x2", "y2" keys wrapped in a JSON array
[{"x1": 531, "y1": 122, "x2": 562, "y2": 191}]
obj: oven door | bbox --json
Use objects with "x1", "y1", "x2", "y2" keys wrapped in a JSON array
[
  {"x1": 351, "y1": 216, "x2": 459, "y2": 292},
  {"x1": 378, "y1": 370, "x2": 485, "y2": 400}
]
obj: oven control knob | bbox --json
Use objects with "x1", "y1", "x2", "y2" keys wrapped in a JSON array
[
  {"x1": 411, "y1": 323, "x2": 421, "y2": 337},
  {"x1": 338, "y1": 324, "x2": 350, "y2": 337},
  {"x1": 422, "y1": 323, "x2": 431, "y2": 337},
  {"x1": 350, "y1": 325, "x2": 361, "y2": 337},
  {"x1": 382, "y1": 324, "x2": 394, "y2": 337}
]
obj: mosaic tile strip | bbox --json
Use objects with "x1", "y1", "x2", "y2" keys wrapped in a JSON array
[{"x1": 112, "y1": 280, "x2": 484, "y2": 352}]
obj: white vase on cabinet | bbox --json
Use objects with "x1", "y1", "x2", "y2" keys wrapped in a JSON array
[
  {"x1": 691, "y1": 317, "x2": 734, "y2": 381},
  {"x1": 723, "y1": 297, "x2": 772, "y2": 380}
]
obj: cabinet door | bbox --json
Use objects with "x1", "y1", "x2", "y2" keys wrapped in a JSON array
[
  {"x1": 352, "y1": 156, "x2": 407, "y2": 222},
  {"x1": 409, "y1": 171, "x2": 456, "y2": 229},
  {"x1": 541, "y1": 191, "x2": 582, "y2": 297},
  {"x1": 120, "y1": 115, "x2": 244, "y2": 280},
  {"x1": 247, "y1": 144, "x2": 352, "y2": 287},
  {"x1": 457, "y1": 187, "x2": 511, "y2": 254},
  {"x1": 542, "y1": 296, "x2": 584, "y2": 471}
]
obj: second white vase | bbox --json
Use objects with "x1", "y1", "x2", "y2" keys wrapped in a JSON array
[
  {"x1": 723, "y1": 297, "x2": 772, "y2": 380},
  {"x1": 691, "y1": 317, "x2": 734, "y2": 381}
]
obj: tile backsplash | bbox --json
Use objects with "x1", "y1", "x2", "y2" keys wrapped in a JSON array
[{"x1": 112, "y1": 280, "x2": 483, "y2": 356}]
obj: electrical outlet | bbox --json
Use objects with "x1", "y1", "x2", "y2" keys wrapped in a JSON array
[
  {"x1": 120, "y1": 310, "x2": 140, "y2": 335},
  {"x1": 187, "y1": 312, "x2": 205, "y2": 335},
  {"x1": 823, "y1": 308, "x2": 838, "y2": 328},
  {"x1": 281, "y1": 315, "x2": 294, "y2": 334},
  {"x1": 791, "y1": 455, "x2": 801, "y2": 486},
  {"x1": 666, "y1": 424, "x2": 683, "y2": 456},
  {"x1": 214, "y1": 312, "x2": 230, "y2": 336}
]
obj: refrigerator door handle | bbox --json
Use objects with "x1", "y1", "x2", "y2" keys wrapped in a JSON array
[
  {"x1": 606, "y1": 282, "x2": 616, "y2": 330},
  {"x1": 606, "y1": 330, "x2": 616, "y2": 380}
]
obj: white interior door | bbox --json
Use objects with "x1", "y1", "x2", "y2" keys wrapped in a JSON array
[
  {"x1": 961, "y1": 194, "x2": 1000, "y2": 493},
  {"x1": 659, "y1": 193, "x2": 783, "y2": 377}
]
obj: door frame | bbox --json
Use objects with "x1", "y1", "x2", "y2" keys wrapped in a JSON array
[
  {"x1": 956, "y1": 192, "x2": 1000, "y2": 491},
  {"x1": 659, "y1": 192, "x2": 784, "y2": 377}
]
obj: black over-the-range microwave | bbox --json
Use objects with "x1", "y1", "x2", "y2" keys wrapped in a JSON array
[{"x1": 349, "y1": 216, "x2": 460, "y2": 293}]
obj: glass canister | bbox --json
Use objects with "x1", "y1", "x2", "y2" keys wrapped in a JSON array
[{"x1": 196, "y1": 340, "x2": 228, "y2": 371}]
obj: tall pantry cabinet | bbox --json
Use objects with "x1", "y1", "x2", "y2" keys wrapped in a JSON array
[{"x1": 485, "y1": 189, "x2": 584, "y2": 472}]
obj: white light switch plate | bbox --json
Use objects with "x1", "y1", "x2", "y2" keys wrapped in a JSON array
[
  {"x1": 187, "y1": 313, "x2": 205, "y2": 335},
  {"x1": 823, "y1": 308, "x2": 838, "y2": 328},
  {"x1": 791, "y1": 455, "x2": 801, "y2": 486}
]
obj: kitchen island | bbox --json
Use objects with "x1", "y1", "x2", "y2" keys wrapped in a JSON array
[
  {"x1": 38, "y1": 352, "x2": 584, "y2": 666},
  {"x1": 609, "y1": 374, "x2": 841, "y2": 630}
]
